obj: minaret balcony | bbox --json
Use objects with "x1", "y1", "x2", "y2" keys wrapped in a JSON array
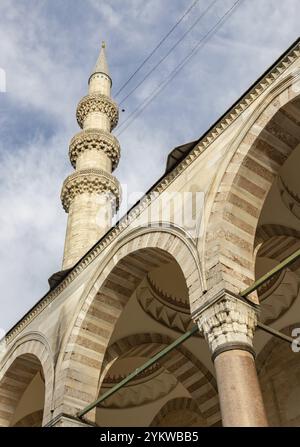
[
  {"x1": 69, "y1": 129, "x2": 120, "y2": 171},
  {"x1": 61, "y1": 168, "x2": 121, "y2": 213},
  {"x1": 76, "y1": 93, "x2": 119, "y2": 130}
]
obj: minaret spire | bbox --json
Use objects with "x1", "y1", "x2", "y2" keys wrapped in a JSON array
[
  {"x1": 61, "y1": 42, "x2": 121, "y2": 269},
  {"x1": 90, "y1": 41, "x2": 111, "y2": 82}
]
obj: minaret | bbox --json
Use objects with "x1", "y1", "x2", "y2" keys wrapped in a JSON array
[{"x1": 61, "y1": 42, "x2": 121, "y2": 269}]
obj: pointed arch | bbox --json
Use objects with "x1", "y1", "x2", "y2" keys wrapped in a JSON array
[
  {"x1": 54, "y1": 226, "x2": 203, "y2": 420},
  {"x1": 0, "y1": 334, "x2": 54, "y2": 426}
]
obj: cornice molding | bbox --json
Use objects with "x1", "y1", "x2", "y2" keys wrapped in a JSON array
[
  {"x1": 5, "y1": 41, "x2": 300, "y2": 344},
  {"x1": 69, "y1": 128, "x2": 120, "y2": 170},
  {"x1": 76, "y1": 94, "x2": 119, "y2": 130},
  {"x1": 60, "y1": 168, "x2": 121, "y2": 212}
]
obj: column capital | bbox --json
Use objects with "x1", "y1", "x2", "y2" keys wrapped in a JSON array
[{"x1": 193, "y1": 289, "x2": 259, "y2": 360}]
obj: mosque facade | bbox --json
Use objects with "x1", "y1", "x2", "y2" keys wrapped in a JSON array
[{"x1": 1, "y1": 38, "x2": 300, "y2": 427}]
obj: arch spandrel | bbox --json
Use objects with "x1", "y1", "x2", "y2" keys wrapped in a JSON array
[{"x1": 199, "y1": 79, "x2": 300, "y2": 310}]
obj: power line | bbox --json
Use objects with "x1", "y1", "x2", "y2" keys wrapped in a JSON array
[
  {"x1": 114, "y1": 0, "x2": 200, "y2": 98},
  {"x1": 115, "y1": 0, "x2": 243, "y2": 138},
  {"x1": 119, "y1": 0, "x2": 219, "y2": 106},
  {"x1": 116, "y1": 0, "x2": 242, "y2": 135}
]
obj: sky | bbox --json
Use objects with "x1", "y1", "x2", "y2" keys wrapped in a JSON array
[{"x1": 0, "y1": 0, "x2": 299, "y2": 333}]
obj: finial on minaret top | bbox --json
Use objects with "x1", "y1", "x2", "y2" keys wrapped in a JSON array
[{"x1": 89, "y1": 40, "x2": 111, "y2": 85}]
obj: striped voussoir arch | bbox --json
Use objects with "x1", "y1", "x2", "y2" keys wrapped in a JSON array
[
  {"x1": 55, "y1": 229, "x2": 202, "y2": 419},
  {"x1": 150, "y1": 397, "x2": 207, "y2": 427},
  {"x1": 205, "y1": 87, "x2": 300, "y2": 302},
  {"x1": 256, "y1": 224, "x2": 300, "y2": 271},
  {"x1": 0, "y1": 339, "x2": 54, "y2": 426},
  {"x1": 101, "y1": 333, "x2": 221, "y2": 426}
]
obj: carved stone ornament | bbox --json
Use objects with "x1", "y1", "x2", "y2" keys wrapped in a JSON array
[
  {"x1": 195, "y1": 291, "x2": 258, "y2": 358},
  {"x1": 137, "y1": 275, "x2": 200, "y2": 335},
  {"x1": 76, "y1": 94, "x2": 119, "y2": 130},
  {"x1": 61, "y1": 168, "x2": 121, "y2": 212},
  {"x1": 69, "y1": 128, "x2": 120, "y2": 170}
]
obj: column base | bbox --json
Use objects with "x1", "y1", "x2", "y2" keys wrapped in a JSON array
[{"x1": 45, "y1": 413, "x2": 96, "y2": 427}]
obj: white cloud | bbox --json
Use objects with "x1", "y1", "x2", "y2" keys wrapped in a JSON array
[{"x1": 0, "y1": 133, "x2": 68, "y2": 330}]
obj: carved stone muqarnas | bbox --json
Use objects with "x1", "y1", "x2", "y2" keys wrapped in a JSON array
[
  {"x1": 61, "y1": 168, "x2": 121, "y2": 212},
  {"x1": 76, "y1": 94, "x2": 119, "y2": 130},
  {"x1": 69, "y1": 129, "x2": 120, "y2": 170}
]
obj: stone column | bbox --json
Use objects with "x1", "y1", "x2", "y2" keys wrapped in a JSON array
[{"x1": 194, "y1": 290, "x2": 268, "y2": 427}]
